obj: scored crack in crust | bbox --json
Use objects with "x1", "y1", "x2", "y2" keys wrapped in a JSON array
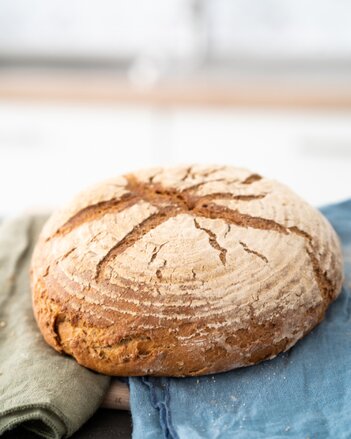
[{"x1": 30, "y1": 165, "x2": 344, "y2": 376}]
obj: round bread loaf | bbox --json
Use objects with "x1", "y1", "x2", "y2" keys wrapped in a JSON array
[{"x1": 31, "y1": 165, "x2": 343, "y2": 376}]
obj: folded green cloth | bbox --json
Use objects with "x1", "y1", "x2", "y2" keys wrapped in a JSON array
[{"x1": 0, "y1": 216, "x2": 110, "y2": 438}]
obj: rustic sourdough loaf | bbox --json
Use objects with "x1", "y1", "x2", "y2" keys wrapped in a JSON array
[{"x1": 31, "y1": 165, "x2": 343, "y2": 376}]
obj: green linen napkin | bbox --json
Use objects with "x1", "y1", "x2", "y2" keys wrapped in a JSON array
[{"x1": 0, "y1": 215, "x2": 110, "y2": 438}]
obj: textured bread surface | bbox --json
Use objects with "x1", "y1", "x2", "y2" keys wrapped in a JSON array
[{"x1": 31, "y1": 165, "x2": 343, "y2": 376}]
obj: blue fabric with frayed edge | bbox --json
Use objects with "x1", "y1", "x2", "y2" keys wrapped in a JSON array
[{"x1": 129, "y1": 200, "x2": 351, "y2": 439}]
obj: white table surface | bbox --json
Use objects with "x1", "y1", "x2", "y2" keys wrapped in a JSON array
[{"x1": 1, "y1": 101, "x2": 350, "y2": 216}]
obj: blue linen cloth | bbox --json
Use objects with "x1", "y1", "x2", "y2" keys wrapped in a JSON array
[{"x1": 129, "y1": 199, "x2": 351, "y2": 439}]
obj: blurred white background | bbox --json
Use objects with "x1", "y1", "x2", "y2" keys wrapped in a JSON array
[{"x1": 0, "y1": 0, "x2": 351, "y2": 215}]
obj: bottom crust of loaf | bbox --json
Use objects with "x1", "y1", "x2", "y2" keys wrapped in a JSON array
[{"x1": 32, "y1": 278, "x2": 332, "y2": 377}]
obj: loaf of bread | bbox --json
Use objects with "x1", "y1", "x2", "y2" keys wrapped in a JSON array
[{"x1": 31, "y1": 165, "x2": 343, "y2": 376}]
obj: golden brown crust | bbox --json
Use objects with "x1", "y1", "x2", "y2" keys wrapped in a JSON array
[{"x1": 31, "y1": 165, "x2": 344, "y2": 376}]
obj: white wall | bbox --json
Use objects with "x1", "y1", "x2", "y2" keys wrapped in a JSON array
[
  {"x1": 1, "y1": 0, "x2": 351, "y2": 61},
  {"x1": 0, "y1": 101, "x2": 351, "y2": 216}
]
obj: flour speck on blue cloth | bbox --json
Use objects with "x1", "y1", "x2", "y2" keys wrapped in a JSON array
[{"x1": 129, "y1": 200, "x2": 351, "y2": 439}]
